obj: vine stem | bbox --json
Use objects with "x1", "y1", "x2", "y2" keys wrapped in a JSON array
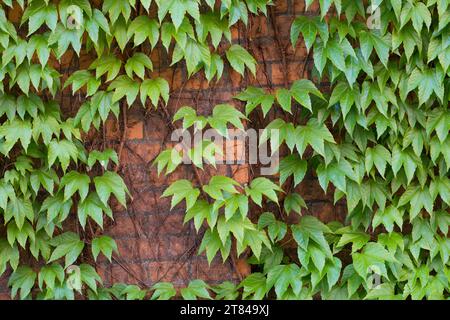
[{"x1": 115, "y1": 102, "x2": 127, "y2": 173}]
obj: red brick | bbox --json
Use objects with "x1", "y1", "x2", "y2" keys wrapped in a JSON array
[
  {"x1": 127, "y1": 121, "x2": 144, "y2": 140},
  {"x1": 231, "y1": 165, "x2": 249, "y2": 185}
]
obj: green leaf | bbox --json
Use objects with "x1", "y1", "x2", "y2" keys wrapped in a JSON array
[
  {"x1": 352, "y1": 242, "x2": 395, "y2": 280},
  {"x1": 258, "y1": 212, "x2": 287, "y2": 243},
  {"x1": 162, "y1": 179, "x2": 200, "y2": 210},
  {"x1": 125, "y1": 53, "x2": 153, "y2": 80},
  {"x1": 240, "y1": 273, "x2": 269, "y2": 300},
  {"x1": 108, "y1": 75, "x2": 140, "y2": 105},
  {"x1": 291, "y1": 15, "x2": 317, "y2": 50},
  {"x1": 151, "y1": 282, "x2": 177, "y2": 300},
  {"x1": 180, "y1": 279, "x2": 211, "y2": 300},
  {"x1": 290, "y1": 79, "x2": 324, "y2": 112},
  {"x1": 226, "y1": 44, "x2": 256, "y2": 76},
  {"x1": 38, "y1": 264, "x2": 64, "y2": 290},
  {"x1": 373, "y1": 206, "x2": 403, "y2": 233},
  {"x1": 49, "y1": 232, "x2": 85, "y2": 268},
  {"x1": 60, "y1": 171, "x2": 90, "y2": 202},
  {"x1": 0, "y1": 119, "x2": 33, "y2": 154},
  {"x1": 89, "y1": 55, "x2": 122, "y2": 82},
  {"x1": 208, "y1": 104, "x2": 246, "y2": 137},
  {"x1": 4, "y1": 197, "x2": 34, "y2": 230},
  {"x1": 77, "y1": 192, "x2": 112, "y2": 228},
  {"x1": 88, "y1": 149, "x2": 119, "y2": 169},
  {"x1": 94, "y1": 172, "x2": 129, "y2": 207},
  {"x1": 283, "y1": 193, "x2": 307, "y2": 216},
  {"x1": 92, "y1": 236, "x2": 118, "y2": 261},
  {"x1": 203, "y1": 176, "x2": 239, "y2": 200},
  {"x1": 245, "y1": 177, "x2": 282, "y2": 206},
  {"x1": 8, "y1": 266, "x2": 36, "y2": 299},
  {"x1": 267, "y1": 264, "x2": 302, "y2": 298},
  {"x1": 140, "y1": 77, "x2": 170, "y2": 106},
  {"x1": 127, "y1": 16, "x2": 159, "y2": 48},
  {"x1": 235, "y1": 86, "x2": 275, "y2": 117},
  {"x1": 279, "y1": 154, "x2": 307, "y2": 186},
  {"x1": 48, "y1": 139, "x2": 79, "y2": 173},
  {"x1": 276, "y1": 88, "x2": 292, "y2": 113}
]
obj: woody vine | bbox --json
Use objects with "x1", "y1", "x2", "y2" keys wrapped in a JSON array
[{"x1": 0, "y1": 0, "x2": 449, "y2": 300}]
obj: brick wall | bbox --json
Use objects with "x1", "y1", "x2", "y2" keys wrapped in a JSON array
[{"x1": 0, "y1": 0, "x2": 347, "y2": 297}]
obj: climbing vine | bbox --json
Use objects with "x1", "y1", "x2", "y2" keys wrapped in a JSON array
[{"x1": 0, "y1": 0, "x2": 448, "y2": 300}]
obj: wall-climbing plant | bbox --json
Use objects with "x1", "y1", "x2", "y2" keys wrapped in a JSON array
[{"x1": 0, "y1": 0, "x2": 448, "y2": 300}]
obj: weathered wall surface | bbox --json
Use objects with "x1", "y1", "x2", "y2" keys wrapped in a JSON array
[{"x1": 0, "y1": 0, "x2": 346, "y2": 297}]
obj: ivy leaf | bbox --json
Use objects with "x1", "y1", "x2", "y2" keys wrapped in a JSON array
[
  {"x1": 127, "y1": 16, "x2": 159, "y2": 48},
  {"x1": 336, "y1": 229, "x2": 370, "y2": 253},
  {"x1": 398, "y1": 185, "x2": 433, "y2": 220},
  {"x1": 89, "y1": 55, "x2": 122, "y2": 82},
  {"x1": 224, "y1": 194, "x2": 248, "y2": 220},
  {"x1": 60, "y1": 171, "x2": 90, "y2": 202},
  {"x1": 180, "y1": 280, "x2": 211, "y2": 300},
  {"x1": 125, "y1": 53, "x2": 153, "y2": 80},
  {"x1": 283, "y1": 193, "x2": 307, "y2": 216},
  {"x1": 64, "y1": 70, "x2": 101, "y2": 96},
  {"x1": 352, "y1": 243, "x2": 395, "y2": 281},
  {"x1": 157, "y1": 0, "x2": 200, "y2": 30},
  {"x1": 0, "y1": 181, "x2": 15, "y2": 211},
  {"x1": 8, "y1": 266, "x2": 36, "y2": 300},
  {"x1": 365, "y1": 145, "x2": 391, "y2": 178},
  {"x1": 80, "y1": 264, "x2": 103, "y2": 293},
  {"x1": 38, "y1": 264, "x2": 64, "y2": 291},
  {"x1": 49, "y1": 232, "x2": 85, "y2": 268},
  {"x1": 294, "y1": 119, "x2": 335, "y2": 156},
  {"x1": 4, "y1": 197, "x2": 34, "y2": 230},
  {"x1": 196, "y1": 13, "x2": 231, "y2": 49},
  {"x1": 235, "y1": 86, "x2": 275, "y2": 117},
  {"x1": 199, "y1": 228, "x2": 232, "y2": 264},
  {"x1": 205, "y1": 53, "x2": 224, "y2": 82},
  {"x1": 258, "y1": 212, "x2": 287, "y2": 243},
  {"x1": 245, "y1": 177, "x2": 282, "y2": 206},
  {"x1": 48, "y1": 139, "x2": 79, "y2": 173},
  {"x1": 276, "y1": 88, "x2": 292, "y2": 113},
  {"x1": 208, "y1": 104, "x2": 246, "y2": 137},
  {"x1": 94, "y1": 172, "x2": 129, "y2": 207},
  {"x1": 92, "y1": 235, "x2": 118, "y2": 262},
  {"x1": 151, "y1": 282, "x2": 177, "y2": 300},
  {"x1": 203, "y1": 176, "x2": 239, "y2": 200},
  {"x1": 359, "y1": 31, "x2": 390, "y2": 67},
  {"x1": 240, "y1": 273, "x2": 269, "y2": 300},
  {"x1": 40, "y1": 193, "x2": 72, "y2": 224},
  {"x1": 184, "y1": 200, "x2": 217, "y2": 231},
  {"x1": 290, "y1": 79, "x2": 324, "y2": 112},
  {"x1": 86, "y1": 9, "x2": 111, "y2": 42},
  {"x1": 77, "y1": 192, "x2": 113, "y2": 229},
  {"x1": 291, "y1": 15, "x2": 317, "y2": 50},
  {"x1": 0, "y1": 119, "x2": 32, "y2": 154},
  {"x1": 153, "y1": 148, "x2": 183, "y2": 175},
  {"x1": 102, "y1": 0, "x2": 133, "y2": 24},
  {"x1": 212, "y1": 281, "x2": 239, "y2": 300},
  {"x1": 225, "y1": 44, "x2": 256, "y2": 76},
  {"x1": 0, "y1": 240, "x2": 19, "y2": 276},
  {"x1": 87, "y1": 149, "x2": 119, "y2": 169},
  {"x1": 373, "y1": 206, "x2": 403, "y2": 233},
  {"x1": 22, "y1": 2, "x2": 58, "y2": 35},
  {"x1": 267, "y1": 264, "x2": 302, "y2": 298},
  {"x1": 140, "y1": 77, "x2": 170, "y2": 106},
  {"x1": 279, "y1": 154, "x2": 307, "y2": 186},
  {"x1": 108, "y1": 75, "x2": 140, "y2": 105},
  {"x1": 291, "y1": 215, "x2": 332, "y2": 258},
  {"x1": 162, "y1": 179, "x2": 200, "y2": 210}
]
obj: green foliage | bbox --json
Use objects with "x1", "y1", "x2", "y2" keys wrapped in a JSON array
[
  {"x1": 158, "y1": 0, "x2": 449, "y2": 301},
  {"x1": 0, "y1": 0, "x2": 448, "y2": 301}
]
